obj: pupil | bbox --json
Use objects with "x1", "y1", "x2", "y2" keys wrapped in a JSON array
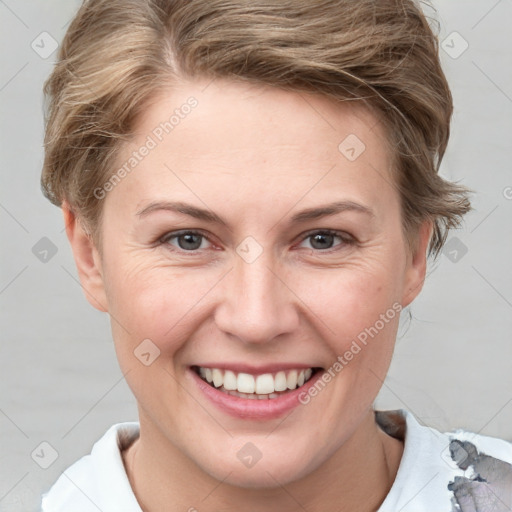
[
  {"x1": 179, "y1": 233, "x2": 201, "y2": 250},
  {"x1": 311, "y1": 233, "x2": 333, "y2": 250}
]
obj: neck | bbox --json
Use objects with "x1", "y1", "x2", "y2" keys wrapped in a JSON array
[{"x1": 123, "y1": 409, "x2": 403, "y2": 512}]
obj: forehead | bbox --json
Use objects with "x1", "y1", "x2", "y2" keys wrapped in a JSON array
[{"x1": 107, "y1": 78, "x2": 397, "y2": 219}]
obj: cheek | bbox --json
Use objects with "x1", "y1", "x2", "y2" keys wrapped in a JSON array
[
  {"x1": 295, "y1": 258, "x2": 403, "y2": 343},
  {"x1": 105, "y1": 261, "x2": 217, "y2": 358}
]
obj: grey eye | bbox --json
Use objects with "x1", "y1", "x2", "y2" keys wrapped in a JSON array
[
  {"x1": 162, "y1": 231, "x2": 210, "y2": 251},
  {"x1": 176, "y1": 233, "x2": 203, "y2": 250},
  {"x1": 308, "y1": 233, "x2": 336, "y2": 250}
]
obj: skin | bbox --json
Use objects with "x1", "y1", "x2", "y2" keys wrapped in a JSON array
[{"x1": 64, "y1": 78, "x2": 432, "y2": 512}]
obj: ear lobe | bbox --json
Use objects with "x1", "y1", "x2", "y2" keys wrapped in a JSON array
[
  {"x1": 63, "y1": 202, "x2": 108, "y2": 313},
  {"x1": 401, "y1": 220, "x2": 433, "y2": 308}
]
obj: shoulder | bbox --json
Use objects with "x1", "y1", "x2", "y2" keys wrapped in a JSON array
[
  {"x1": 376, "y1": 409, "x2": 512, "y2": 512},
  {"x1": 446, "y1": 425, "x2": 512, "y2": 464},
  {"x1": 443, "y1": 424, "x2": 512, "y2": 511},
  {"x1": 41, "y1": 422, "x2": 141, "y2": 512}
]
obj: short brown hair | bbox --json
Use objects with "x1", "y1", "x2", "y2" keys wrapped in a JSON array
[{"x1": 41, "y1": 0, "x2": 471, "y2": 257}]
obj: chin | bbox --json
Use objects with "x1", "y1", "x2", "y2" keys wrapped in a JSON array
[
  {"x1": 214, "y1": 465, "x2": 303, "y2": 490},
  {"x1": 200, "y1": 447, "x2": 319, "y2": 490}
]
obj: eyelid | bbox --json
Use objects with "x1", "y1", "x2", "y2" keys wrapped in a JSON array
[
  {"x1": 295, "y1": 229, "x2": 356, "y2": 250},
  {"x1": 159, "y1": 229, "x2": 215, "y2": 250},
  {"x1": 160, "y1": 229, "x2": 208, "y2": 243},
  {"x1": 298, "y1": 228, "x2": 354, "y2": 241}
]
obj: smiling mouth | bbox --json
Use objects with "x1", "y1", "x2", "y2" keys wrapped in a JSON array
[{"x1": 192, "y1": 366, "x2": 322, "y2": 399}]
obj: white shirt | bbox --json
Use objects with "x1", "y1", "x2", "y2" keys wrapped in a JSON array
[{"x1": 41, "y1": 409, "x2": 512, "y2": 511}]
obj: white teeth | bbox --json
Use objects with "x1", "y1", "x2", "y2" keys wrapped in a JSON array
[
  {"x1": 237, "y1": 372, "x2": 255, "y2": 393},
  {"x1": 274, "y1": 371, "x2": 287, "y2": 392},
  {"x1": 255, "y1": 373, "x2": 274, "y2": 394},
  {"x1": 197, "y1": 366, "x2": 316, "y2": 396},
  {"x1": 212, "y1": 368, "x2": 223, "y2": 388},
  {"x1": 287, "y1": 370, "x2": 298, "y2": 390},
  {"x1": 223, "y1": 370, "x2": 237, "y2": 391}
]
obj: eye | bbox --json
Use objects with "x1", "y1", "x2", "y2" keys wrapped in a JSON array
[
  {"x1": 160, "y1": 230, "x2": 212, "y2": 252},
  {"x1": 159, "y1": 229, "x2": 354, "y2": 254},
  {"x1": 298, "y1": 230, "x2": 354, "y2": 251}
]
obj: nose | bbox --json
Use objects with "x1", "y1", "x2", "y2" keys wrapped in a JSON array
[{"x1": 214, "y1": 247, "x2": 299, "y2": 345}]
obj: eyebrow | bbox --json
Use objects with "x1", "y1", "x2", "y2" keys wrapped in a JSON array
[{"x1": 136, "y1": 200, "x2": 375, "y2": 226}]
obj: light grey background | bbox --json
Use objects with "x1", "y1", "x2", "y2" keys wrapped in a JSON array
[{"x1": 1, "y1": 1, "x2": 511, "y2": 511}]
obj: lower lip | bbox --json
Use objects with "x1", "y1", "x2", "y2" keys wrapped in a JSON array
[{"x1": 189, "y1": 367, "x2": 323, "y2": 420}]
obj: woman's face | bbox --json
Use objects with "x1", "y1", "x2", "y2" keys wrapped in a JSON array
[{"x1": 77, "y1": 78, "x2": 429, "y2": 487}]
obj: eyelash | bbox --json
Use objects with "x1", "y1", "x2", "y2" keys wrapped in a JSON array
[{"x1": 159, "y1": 229, "x2": 356, "y2": 254}]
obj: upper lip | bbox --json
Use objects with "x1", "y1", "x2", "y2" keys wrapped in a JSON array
[{"x1": 192, "y1": 363, "x2": 322, "y2": 374}]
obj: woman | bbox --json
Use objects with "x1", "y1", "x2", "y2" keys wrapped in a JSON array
[{"x1": 39, "y1": 0, "x2": 512, "y2": 510}]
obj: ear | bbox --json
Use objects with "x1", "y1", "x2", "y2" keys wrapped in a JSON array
[
  {"x1": 63, "y1": 201, "x2": 108, "y2": 312},
  {"x1": 401, "y1": 220, "x2": 433, "y2": 308}
]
